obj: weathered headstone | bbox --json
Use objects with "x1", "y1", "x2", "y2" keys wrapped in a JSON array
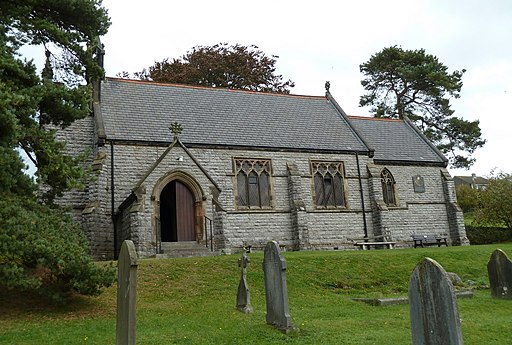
[
  {"x1": 116, "y1": 240, "x2": 138, "y2": 345},
  {"x1": 236, "y1": 252, "x2": 253, "y2": 313},
  {"x1": 262, "y1": 241, "x2": 293, "y2": 333},
  {"x1": 487, "y1": 248, "x2": 512, "y2": 299},
  {"x1": 409, "y1": 257, "x2": 463, "y2": 345}
]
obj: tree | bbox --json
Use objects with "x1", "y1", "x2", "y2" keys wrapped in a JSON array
[
  {"x1": 1, "y1": 0, "x2": 110, "y2": 203},
  {"x1": 0, "y1": 195, "x2": 116, "y2": 303},
  {"x1": 0, "y1": 0, "x2": 115, "y2": 302},
  {"x1": 132, "y1": 43, "x2": 295, "y2": 94},
  {"x1": 359, "y1": 46, "x2": 485, "y2": 169},
  {"x1": 455, "y1": 184, "x2": 482, "y2": 214},
  {"x1": 476, "y1": 172, "x2": 512, "y2": 229}
]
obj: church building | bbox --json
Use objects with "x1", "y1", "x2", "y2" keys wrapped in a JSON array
[{"x1": 56, "y1": 77, "x2": 468, "y2": 259}]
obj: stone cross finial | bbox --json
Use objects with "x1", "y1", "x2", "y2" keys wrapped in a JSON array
[
  {"x1": 42, "y1": 49, "x2": 54, "y2": 80},
  {"x1": 325, "y1": 81, "x2": 331, "y2": 93},
  {"x1": 169, "y1": 122, "x2": 183, "y2": 139}
]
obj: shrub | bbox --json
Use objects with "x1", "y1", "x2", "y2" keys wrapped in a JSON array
[
  {"x1": 476, "y1": 173, "x2": 512, "y2": 229},
  {"x1": 465, "y1": 225, "x2": 512, "y2": 245},
  {"x1": 0, "y1": 194, "x2": 116, "y2": 303},
  {"x1": 456, "y1": 184, "x2": 482, "y2": 213}
]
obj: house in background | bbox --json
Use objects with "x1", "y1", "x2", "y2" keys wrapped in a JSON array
[
  {"x1": 454, "y1": 174, "x2": 489, "y2": 190},
  {"x1": 56, "y1": 77, "x2": 468, "y2": 259}
]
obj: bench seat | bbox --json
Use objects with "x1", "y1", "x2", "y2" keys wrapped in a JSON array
[
  {"x1": 354, "y1": 241, "x2": 396, "y2": 250},
  {"x1": 351, "y1": 231, "x2": 395, "y2": 250},
  {"x1": 411, "y1": 234, "x2": 448, "y2": 248}
]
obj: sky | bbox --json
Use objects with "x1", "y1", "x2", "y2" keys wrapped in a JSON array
[{"x1": 23, "y1": 0, "x2": 512, "y2": 177}]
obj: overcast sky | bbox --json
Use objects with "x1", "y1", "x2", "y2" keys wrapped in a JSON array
[{"x1": 48, "y1": 1, "x2": 512, "y2": 177}]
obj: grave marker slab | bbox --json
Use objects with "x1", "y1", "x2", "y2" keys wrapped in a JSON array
[
  {"x1": 262, "y1": 241, "x2": 293, "y2": 332},
  {"x1": 487, "y1": 249, "x2": 512, "y2": 299},
  {"x1": 409, "y1": 257, "x2": 463, "y2": 345},
  {"x1": 236, "y1": 252, "x2": 253, "y2": 313},
  {"x1": 116, "y1": 240, "x2": 138, "y2": 345}
]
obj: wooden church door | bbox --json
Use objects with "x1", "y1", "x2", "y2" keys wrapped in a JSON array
[
  {"x1": 174, "y1": 181, "x2": 195, "y2": 241},
  {"x1": 160, "y1": 180, "x2": 195, "y2": 242}
]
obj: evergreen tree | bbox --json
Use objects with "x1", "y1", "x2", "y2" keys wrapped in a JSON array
[
  {"x1": 1, "y1": 0, "x2": 110, "y2": 202},
  {"x1": 0, "y1": 0, "x2": 115, "y2": 302},
  {"x1": 359, "y1": 46, "x2": 485, "y2": 168}
]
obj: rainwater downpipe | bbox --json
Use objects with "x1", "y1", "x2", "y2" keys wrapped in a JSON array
[
  {"x1": 355, "y1": 152, "x2": 368, "y2": 239},
  {"x1": 111, "y1": 140, "x2": 117, "y2": 259}
]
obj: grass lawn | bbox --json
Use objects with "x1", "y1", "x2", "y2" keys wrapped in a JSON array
[{"x1": 1, "y1": 243, "x2": 512, "y2": 344}]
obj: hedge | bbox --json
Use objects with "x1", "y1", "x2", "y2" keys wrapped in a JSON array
[{"x1": 465, "y1": 226, "x2": 512, "y2": 245}]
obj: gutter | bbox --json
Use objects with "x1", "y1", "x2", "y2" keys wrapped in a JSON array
[{"x1": 111, "y1": 140, "x2": 117, "y2": 259}]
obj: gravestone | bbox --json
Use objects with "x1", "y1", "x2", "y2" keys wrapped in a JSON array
[
  {"x1": 236, "y1": 252, "x2": 253, "y2": 313},
  {"x1": 409, "y1": 257, "x2": 463, "y2": 345},
  {"x1": 116, "y1": 240, "x2": 138, "y2": 345},
  {"x1": 487, "y1": 249, "x2": 512, "y2": 299},
  {"x1": 262, "y1": 241, "x2": 293, "y2": 332}
]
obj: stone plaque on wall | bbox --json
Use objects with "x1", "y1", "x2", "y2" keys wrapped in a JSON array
[{"x1": 412, "y1": 175, "x2": 425, "y2": 193}]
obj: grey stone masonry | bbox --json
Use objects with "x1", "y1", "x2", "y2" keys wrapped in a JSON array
[
  {"x1": 441, "y1": 169, "x2": 469, "y2": 246},
  {"x1": 286, "y1": 162, "x2": 310, "y2": 250},
  {"x1": 409, "y1": 257, "x2": 463, "y2": 345},
  {"x1": 262, "y1": 241, "x2": 293, "y2": 333},
  {"x1": 116, "y1": 240, "x2": 138, "y2": 345},
  {"x1": 487, "y1": 248, "x2": 512, "y2": 299},
  {"x1": 53, "y1": 77, "x2": 468, "y2": 259}
]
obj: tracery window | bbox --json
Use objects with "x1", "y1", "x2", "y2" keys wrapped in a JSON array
[
  {"x1": 381, "y1": 168, "x2": 397, "y2": 206},
  {"x1": 311, "y1": 161, "x2": 346, "y2": 208},
  {"x1": 235, "y1": 159, "x2": 272, "y2": 209}
]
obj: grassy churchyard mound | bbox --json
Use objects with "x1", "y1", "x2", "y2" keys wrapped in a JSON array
[{"x1": 1, "y1": 243, "x2": 511, "y2": 344}]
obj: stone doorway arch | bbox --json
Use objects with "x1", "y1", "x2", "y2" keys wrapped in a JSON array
[
  {"x1": 160, "y1": 180, "x2": 195, "y2": 242},
  {"x1": 152, "y1": 171, "x2": 205, "y2": 251}
]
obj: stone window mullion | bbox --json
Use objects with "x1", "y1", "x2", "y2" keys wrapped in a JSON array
[
  {"x1": 234, "y1": 158, "x2": 272, "y2": 209},
  {"x1": 311, "y1": 161, "x2": 346, "y2": 208}
]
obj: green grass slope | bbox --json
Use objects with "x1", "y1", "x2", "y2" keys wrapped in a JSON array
[{"x1": 1, "y1": 244, "x2": 511, "y2": 344}]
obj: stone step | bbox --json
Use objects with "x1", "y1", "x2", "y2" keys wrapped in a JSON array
[{"x1": 155, "y1": 241, "x2": 217, "y2": 259}]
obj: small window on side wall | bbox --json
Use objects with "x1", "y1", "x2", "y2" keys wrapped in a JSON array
[
  {"x1": 381, "y1": 168, "x2": 397, "y2": 206},
  {"x1": 235, "y1": 159, "x2": 272, "y2": 209},
  {"x1": 311, "y1": 161, "x2": 346, "y2": 208}
]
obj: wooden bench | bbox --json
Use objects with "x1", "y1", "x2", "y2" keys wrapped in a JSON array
[
  {"x1": 411, "y1": 234, "x2": 448, "y2": 248},
  {"x1": 351, "y1": 232, "x2": 396, "y2": 250}
]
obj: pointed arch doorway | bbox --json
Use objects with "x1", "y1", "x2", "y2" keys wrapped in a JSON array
[{"x1": 160, "y1": 180, "x2": 195, "y2": 242}]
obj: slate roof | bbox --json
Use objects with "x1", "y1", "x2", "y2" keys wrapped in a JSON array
[
  {"x1": 348, "y1": 116, "x2": 447, "y2": 165},
  {"x1": 99, "y1": 78, "x2": 369, "y2": 153},
  {"x1": 453, "y1": 175, "x2": 489, "y2": 186},
  {"x1": 98, "y1": 78, "x2": 447, "y2": 165}
]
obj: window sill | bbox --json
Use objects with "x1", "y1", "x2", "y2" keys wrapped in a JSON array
[
  {"x1": 312, "y1": 207, "x2": 351, "y2": 212},
  {"x1": 232, "y1": 208, "x2": 278, "y2": 214}
]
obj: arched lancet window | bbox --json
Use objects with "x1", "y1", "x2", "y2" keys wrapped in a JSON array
[
  {"x1": 381, "y1": 168, "x2": 397, "y2": 206},
  {"x1": 235, "y1": 159, "x2": 272, "y2": 208},
  {"x1": 312, "y1": 161, "x2": 345, "y2": 208}
]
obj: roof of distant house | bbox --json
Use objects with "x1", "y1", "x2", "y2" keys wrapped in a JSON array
[{"x1": 453, "y1": 175, "x2": 489, "y2": 185}]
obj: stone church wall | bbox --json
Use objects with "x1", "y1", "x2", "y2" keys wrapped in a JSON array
[
  {"x1": 55, "y1": 118, "x2": 466, "y2": 258},
  {"x1": 367, "y1": 164, "x2": 467, "y2": 245},
  {"x1": 100, "y1": 143, "x2": 378, "y2": 257},
  {"x1": 54, "y1": 116, "x2": 115, "y2": 259}
]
